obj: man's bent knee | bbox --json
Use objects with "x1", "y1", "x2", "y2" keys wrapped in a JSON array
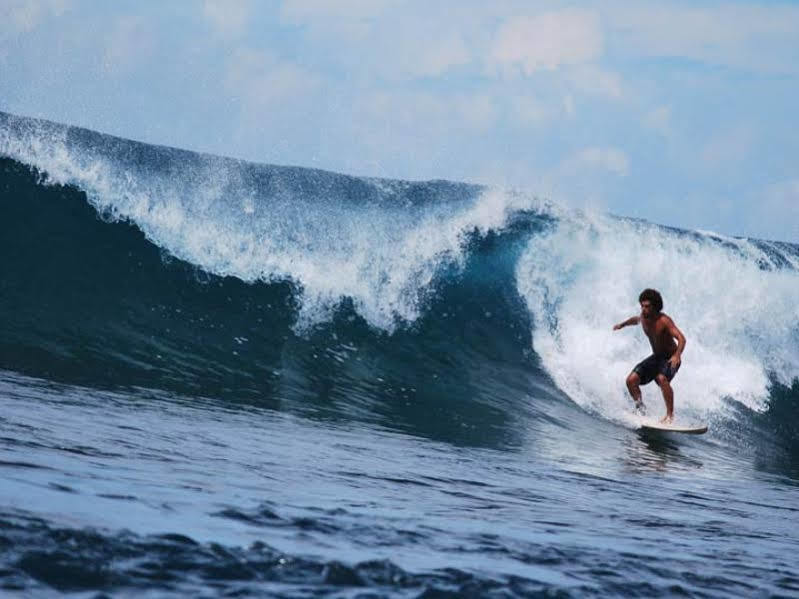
[
  {"x1": 626, "y1": 372, "x2": 640, "y2": 387},
  {"x1": 655, "y1": 374, "x2": 670, "y2": 387}
]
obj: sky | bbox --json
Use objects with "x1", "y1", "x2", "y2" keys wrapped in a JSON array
[{"x1": 1, "y1": 0, "x2": 797, "y2": 242}]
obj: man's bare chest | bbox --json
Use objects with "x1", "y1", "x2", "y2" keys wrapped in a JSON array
[{"x1": 641, "y1": 319, "x2": 667, "y2": 339}]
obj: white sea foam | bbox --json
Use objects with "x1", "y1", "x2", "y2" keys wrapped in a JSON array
[
  {"x1": 0, "y1": 114, "x2": 545, "y2": 331},
  {"x1": 516, "y1": 211, "x2": 799, "y2": 426}
]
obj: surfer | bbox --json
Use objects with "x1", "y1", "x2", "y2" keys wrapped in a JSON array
[{"x1": 613, "y1": 289, "x2": 686, "y2": 423}]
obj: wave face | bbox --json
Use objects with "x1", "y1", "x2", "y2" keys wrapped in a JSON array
[{"x1": 1, "y1": 110, "x2": 798, "y2": 451}]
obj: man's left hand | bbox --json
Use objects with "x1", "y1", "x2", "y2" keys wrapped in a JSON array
[{"x1": 669, "y1": 355, "x2": 681, "y2": 369}]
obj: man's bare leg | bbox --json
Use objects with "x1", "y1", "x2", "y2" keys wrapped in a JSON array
[
  {"x1": 656, "y1": 375, "x2": 674, "y2": 423},
  {"x1": 626, "y1": 372, "x2": 644, "y2": 411}
]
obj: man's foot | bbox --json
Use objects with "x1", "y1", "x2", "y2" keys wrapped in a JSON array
[
  {"x1": 659, "y1": 414, "x2": 673, "y2": 424},
  {"x1": 634, "y1": 401, "x2": 646, "y2": 415}
]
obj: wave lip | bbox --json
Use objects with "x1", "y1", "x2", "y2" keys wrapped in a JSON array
[{"x1": 0, "y1": 110, "x2": 550, "y2": 331}]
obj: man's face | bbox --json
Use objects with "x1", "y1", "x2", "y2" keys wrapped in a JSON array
[{"x1": 640, "y1": 300, "x2": 654, "y2": 319}]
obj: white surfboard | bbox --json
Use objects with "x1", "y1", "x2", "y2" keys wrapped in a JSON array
[{"x1": 639, "y1": 420, "x2": 708, "y2": 435}]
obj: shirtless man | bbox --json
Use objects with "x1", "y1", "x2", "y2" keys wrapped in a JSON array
[{"x1": 613, "y1": 289, "x2": 686, "y2": 423}]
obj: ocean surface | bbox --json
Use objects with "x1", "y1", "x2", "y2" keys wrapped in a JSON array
[{"x1": 1, "y1": 110, "x2": 798, "y2": 597}]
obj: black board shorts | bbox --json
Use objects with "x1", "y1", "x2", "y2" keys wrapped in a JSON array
[{"x1": 632, "y1": 354, "x2": 680, "y2": 385}]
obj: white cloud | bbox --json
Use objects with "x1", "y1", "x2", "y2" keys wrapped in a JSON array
[
  {"x1": 566, "y1": 65, "x2": 622, "y2": 99},
  {"x1": 284, "y1": 4, "x2": 473, "y2": 79},
  {"x1": 279, "y1": 4, "x2": 618, "y2": 91},
  {"x1": 281, "y1": 0, "x2": 395, "y2": 22},
  {"x1": 489, "y1": 10, "x2": 603, "y2": 75},
  {"x1": 0, "y1": 0, "x2": 70, "y2": 35},
  {"x1": 406, "y1": 32, "x2": 471, "y2": 78},
  {"x1": 606, "y1": 3, "x2": 799, "y2": 74},
  {"x1": 280, "y1": 0, "x2": 400, "y2": 40},
  {"x1": 203, "y1": 0, "x2": 253, "y2": 38},
  {"x1": 573, "y1": 147, "x2": 630, "y2": 176}
]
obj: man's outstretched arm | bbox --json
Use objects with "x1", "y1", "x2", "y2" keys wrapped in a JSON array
[{"x1": 613, "y1": 316, "x2": 640, "y2": 331}]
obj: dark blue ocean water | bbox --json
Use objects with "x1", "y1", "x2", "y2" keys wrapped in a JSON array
[{"x1": 1, "y1": 111, "x2": 798, "y2": 597}]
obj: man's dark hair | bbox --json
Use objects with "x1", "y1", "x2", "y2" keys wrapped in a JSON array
[{"x1": 639, "y1": 288, "x2": 663, "y2": 312}]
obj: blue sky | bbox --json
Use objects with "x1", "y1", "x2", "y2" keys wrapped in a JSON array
[{"x1": 1, "y1": 0, "x2": 797, "y2": 241}]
